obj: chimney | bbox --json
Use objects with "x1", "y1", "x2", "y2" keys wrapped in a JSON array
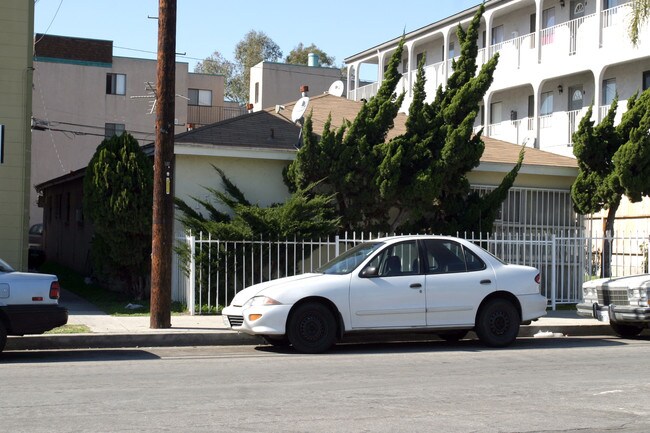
[{"x1": 308, "y1": 53, "x2": 320, "y2": 67}]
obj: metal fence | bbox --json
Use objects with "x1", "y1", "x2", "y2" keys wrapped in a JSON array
[{"x1": 172, "y1": 231, "x2": 650, "y2": 315}]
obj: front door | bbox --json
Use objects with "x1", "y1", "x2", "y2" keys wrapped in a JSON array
[
  {"x1": 349, "y1": 240, "x2": 426, "y2": 329},
  {"x1": 570, "y1": 1, "x2": 586, "y2": 53},
  {"x1": 568, "y1": 85, "x2": 583, "y2": 111}
]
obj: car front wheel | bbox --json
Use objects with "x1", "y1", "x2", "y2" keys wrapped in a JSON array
[
  {"x1": 475, "y1": 299, "x2": 520, "y2": 348},
  {"x1": 610, "y1": 322, "x2": 644, "y2": 338},
  {"x1": 287, "y1": 302, "x2": 337, "y2": 354}
]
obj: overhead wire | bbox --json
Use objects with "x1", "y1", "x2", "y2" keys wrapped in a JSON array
[{"x1": 34, "y1": 0, "x2": 64, "y2": 45}]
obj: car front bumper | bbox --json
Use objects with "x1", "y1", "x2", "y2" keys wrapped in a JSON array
[
  {"x1": 577, "y1": 302, "x2": 650, "y2": 325},
  {"x1": 222, "y1": 304, "x2": 292, "y2": 336}
]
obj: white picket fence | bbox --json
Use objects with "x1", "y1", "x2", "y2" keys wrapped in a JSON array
[{"x1": 172, "y1": 231, "x2": 650, "y2": 315}]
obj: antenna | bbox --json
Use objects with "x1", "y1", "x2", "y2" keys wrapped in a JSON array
[
  {"x1": 328, "y1": 80, "x2": 344, "y2": 97},
  {"x1": 291, "y1": 96, "x2": 309, "y2": 123},
  {"x1": 130, "y1": 81, "x2": 189, "y2": 114}
]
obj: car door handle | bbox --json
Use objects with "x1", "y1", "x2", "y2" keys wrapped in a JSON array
[
  {"x1": 410, "y1": 283, "x2": 422, "y2": 289},
  {"x1": 480, "y1": 279, "x2": 492, "y2": 285}
]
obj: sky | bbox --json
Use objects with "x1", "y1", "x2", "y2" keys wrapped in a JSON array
[{"x1": 34, "y1": 0, "x2": 481, "y2": 71}]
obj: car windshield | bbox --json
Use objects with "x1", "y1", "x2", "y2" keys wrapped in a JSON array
[
  {"x1": 0, "y1": 258, "x2": 15, "y2": 273},
  {"x1": 317, "y1": 241, "x2": 384, "y2": 275}
]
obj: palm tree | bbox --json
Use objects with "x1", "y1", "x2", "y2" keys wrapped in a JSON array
[{"x1": 629, "y1": 0, "x2": 650, "y2": 46}]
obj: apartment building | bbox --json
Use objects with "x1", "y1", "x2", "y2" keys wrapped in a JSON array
[
  {"x1": 345, "y1": 0, "x2": 646, "y2": 157},
  {"x1": 0, "y1": 0, "x2": 34, "y2": 269},
  {"x1": 30, "y1": 34, "x2": 243, "y2": 226}
]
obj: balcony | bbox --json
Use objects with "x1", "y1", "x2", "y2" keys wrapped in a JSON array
[
  {"x1": 187, "y1": 105, "x2": 247, "y2": 127},
  {"x1": 348, "y1": 1, "x2": 641, "y2": 105}
]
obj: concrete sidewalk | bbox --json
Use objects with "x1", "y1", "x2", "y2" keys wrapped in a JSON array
[{"x1": 4, "y1": 290, "x2": 620, "y2": 351}]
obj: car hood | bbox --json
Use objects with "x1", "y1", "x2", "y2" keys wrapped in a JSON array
[
  {"x1": 230, "y1": 273, "x2": 329, "y2": 307},
  {"x1": 583, "y1": 274, "x2": 650, "y2": 289}
]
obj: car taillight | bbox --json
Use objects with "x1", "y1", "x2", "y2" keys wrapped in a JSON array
[
  {"x1": 49, "y1": 281, "x2": 61, "y2": 299},
  {"x1": 535, "y1": 273, "x2": 541, "y2": 285}
]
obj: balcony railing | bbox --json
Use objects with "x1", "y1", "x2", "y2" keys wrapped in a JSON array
[{"x1": 187, "y1": 105, "x2": 247, "y2": 126}]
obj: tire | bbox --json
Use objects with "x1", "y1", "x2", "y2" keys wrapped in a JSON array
[
  {"x1": 610, "y1": 322, "x2": 643, "y2": 338},
  {"x1": 287, "y1": 302, "x2": 337, "y2": 354},
  {"x1": 475, "y1": 299, "x2": 520, "y2": 348},
  {"x1": 0, "y1": 320, "x2": 7, "y2": 354},
  {"x1": 262, "y1": 335, "x2": 290, "y2": 347},
  {"x1": 438, "y1": 330, "x2": 469, "y2": 342}
]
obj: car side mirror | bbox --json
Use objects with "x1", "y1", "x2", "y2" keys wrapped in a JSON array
[{"x1": 360, "y1": 266, "x2": 379, "y2": 278}]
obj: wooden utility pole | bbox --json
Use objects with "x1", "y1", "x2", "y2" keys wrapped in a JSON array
[{"x1": 150, "y1": 0, "x2": 177, "y2": 328}]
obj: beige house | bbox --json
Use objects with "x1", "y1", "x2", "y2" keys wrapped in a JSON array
[
  {"x1": 30, "y1": 34, "x2": 241, "y2": 227},
  {"x1": 175, "y1": 93, "x2": 579, "y2": 237},
  {"x1": 0, "y1": 0, "x2": 34, "y2": 269},
  {"x1": 249, "y1": 60, "x2": 344, "y2": 112}
]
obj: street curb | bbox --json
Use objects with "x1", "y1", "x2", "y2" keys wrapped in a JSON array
[
  {"x1": 5, "y1": 324, "x2": 618, "y2": 351},
  {"x1": 6, "y1": 332, "x2": 262, "y2": 351}
]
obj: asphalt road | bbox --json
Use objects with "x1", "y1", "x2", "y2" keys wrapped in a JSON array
[{"x1": 2, "y1": 336, "x2": 650, "y2": 433}]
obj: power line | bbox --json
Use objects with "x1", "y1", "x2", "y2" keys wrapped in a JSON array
[{"x1": 34, "y1": 0, "x2": 64, "y2": 45}]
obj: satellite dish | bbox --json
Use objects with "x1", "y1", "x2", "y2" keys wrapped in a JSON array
[
  {"x1": 291, "y1": 96, "x2": 310, "y2": 123},
  {"x1": 328, "y1": 80, "x2": 344, "y2": 97}
]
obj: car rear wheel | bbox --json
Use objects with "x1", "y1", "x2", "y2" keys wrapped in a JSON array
[
  {"x1": 610, "y1": 322, "x2": 644, "y2": 338},
  {"x1": 0, "y1": 320, "x2": 7, "y2": 353},
  {"x1": 287, "y1": 302, "x2": 337, "y2": 354},
  {"x1": 475, "y1": 299, "x2": 520, "y2": 348}
]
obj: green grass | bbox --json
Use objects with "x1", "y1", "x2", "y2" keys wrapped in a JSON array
[
  {"x1": 38, "y1": 262, "x2": 187, "y2": 316},
  {"x1": 45, "y1": 324, "x2": 92, "y2": 334}
]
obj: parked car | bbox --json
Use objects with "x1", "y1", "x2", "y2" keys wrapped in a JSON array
[
  {"x1": 28, "y1": 223, "x2": 45, "y2": 269},
  {"x1": 0, "y1": 258, "x2": 68, "y2": 353},
  {"x1": 222, "y1": 235, "x2": 547, "y2": 353},
  {"x1": 577, "y1": 275, "x2": 650, "y2": 337}
]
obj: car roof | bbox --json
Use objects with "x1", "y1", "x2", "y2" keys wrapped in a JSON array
[{"x1": 371, "y1": 234, "x2": 464, "y2": 243}]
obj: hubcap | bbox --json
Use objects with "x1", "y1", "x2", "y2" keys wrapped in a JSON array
[
  {"x1": 299, "y1": 313, "x2": 325, "y2": 342},
  {"x1": 489, "y1": 311, "x2": 510, "y2": 335}
]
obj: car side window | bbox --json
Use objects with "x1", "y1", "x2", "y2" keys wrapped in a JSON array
[
  {"x1": 424, "y1": 240, "x2": 472, "y2": 274},
  {"x1": 464, "y1": 246, "x2": 487, "y2": 271},
  {"x1": 369, "y1": 241, "x2": 420, "y2": 277}
]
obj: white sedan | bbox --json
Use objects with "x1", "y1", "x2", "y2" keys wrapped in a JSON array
[
  {"x1": 222, "y1": 235, "x2": 547, "y2": 353},
  {"x1": 0, "y1": 258, "x2": 68, "y2": 353}
]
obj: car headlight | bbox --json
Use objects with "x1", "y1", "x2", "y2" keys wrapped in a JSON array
[{"x1": 243, "y1": 296, "x2": 282, "y2": 308}]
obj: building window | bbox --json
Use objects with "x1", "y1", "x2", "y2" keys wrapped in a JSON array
[
  {"x1": 106, "y1": 73, "x2": 126, "y2": 95},
  {"x1": 105, "y1": 123, "x2": 125, "y2": 138},
  {"x1": 602, "y1": 78, "x2": 616, "y2": 105},
  {"x1": 643, "y1": 71, "x2": 650, "y2": 91},
  {"x1": 490, "y1": 101, "x2": 503, "y2": 124},
  {"x1": 448, "y1": 42, "x2": 455, "y2": 58},
  {"x1": 541, "y1": 7, "x2": 556, "y2": 45},
  {"x1": 254, "y1": 82, "x2": 260, "y2": 104},
  {"x1": 402, "y1": 58, "x2": 408, "y2": 73},
  {"x1": 491, "y1": 25, "x2": 504, "y2": 45},
  {"x1": 416, "y1": 52, "x2": 426, "y2": 67},
  {"x1": 540, "y1": 91, "x2": 554, "y2": 116},
  {"x1": 603, "y1": 0, "x2": 619, "y2": 9},
  {"x1": 188, "y1": 88, "x2": 212, "y2": 106}
]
